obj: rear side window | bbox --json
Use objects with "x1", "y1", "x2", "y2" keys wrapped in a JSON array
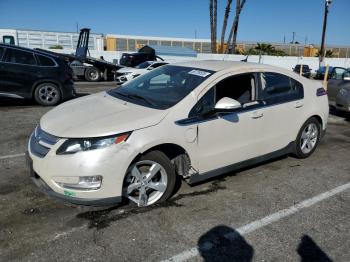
[
  {"x1": 4, "y1": 48, "x2": 36, "y2": 65},
  {"x1": 36, "y1": 54, "x2": 56, "y2": 66},
  {"x1": 0, "y1": 47, "x2": 4, "y2": 60},
  {"x1": 260, "y1": 72, "x2": 303, "y2": 104}
]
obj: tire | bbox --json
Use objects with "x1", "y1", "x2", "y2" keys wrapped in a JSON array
[
  {"x1": 34, "y1": 83, "x2": 61, "y2": 106},
  {"x1": 123, "y1": 151, "x2": 177, "y2": 207},
  {"x1": 84, "y1": 67, "x2": 100, "y2": 82},
  {"x1": 293, "y1": 117, "x2": 321, "y2": 159}
]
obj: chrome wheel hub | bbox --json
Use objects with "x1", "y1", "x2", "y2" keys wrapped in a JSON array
[
  {"x1": 124, "y1": 160, "x2": 168, "y2": 207},
  {"x1": 39, "y1": 85, "x2": 58, "y2": 102},
  {"x1": 300, "y1": 123, "x2": 318, "y2": 154}
]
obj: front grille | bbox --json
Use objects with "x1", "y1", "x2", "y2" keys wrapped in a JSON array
[{"x1": 30, "y1": 127, "x2": 59, "y2": 158}]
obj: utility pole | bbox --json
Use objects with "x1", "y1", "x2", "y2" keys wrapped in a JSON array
[
  {"x1": 76, "y1": 22, "x2": 79, "y2": 33},
  {"x1": 319, "y1": 0, "x2": 332, "y2": 66}
]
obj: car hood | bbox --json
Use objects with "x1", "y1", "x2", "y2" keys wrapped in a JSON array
[
  {"x1": 40, "y1": 92, "x2": 169, "y2": 138},
  {"x1": 117, "y1": 67, "x2": 135, "y2": 73}
]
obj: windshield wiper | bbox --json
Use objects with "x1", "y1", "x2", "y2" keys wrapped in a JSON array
[
  {"x1": 114, "y1": 91, "x2": 154, "y2": 107},
  {"x1": 126, "y1": 93, "x2": 155, "y2": 106}
]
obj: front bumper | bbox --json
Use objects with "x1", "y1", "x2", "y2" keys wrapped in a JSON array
[{"x1": 27, "y1": 128, "x2": 136, "y2": 206}]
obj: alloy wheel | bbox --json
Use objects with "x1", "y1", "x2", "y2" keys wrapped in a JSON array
[
  {"x1": 124, "y1": 160, "x2": 168, "y2": 207},
  {"x1": 38, "y1": 85, "x2": 58, "y2": 103},
  {"x1": 300, "y1": 123, "x2": 319, "y2": 154}
]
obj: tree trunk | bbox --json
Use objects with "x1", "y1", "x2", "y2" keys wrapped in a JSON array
[
  {"x1": 213, "y1": 0, "x2": 218, "y2": 53},
  {"x1": 209, "y1": 0, "x2": 214, "y2": 53},
  {"x1": 227, "y1": 0, "x2": 246, "y2": 54},
  {"x1": 219, "y1": 0, "x2": 232, "y2": 53}
]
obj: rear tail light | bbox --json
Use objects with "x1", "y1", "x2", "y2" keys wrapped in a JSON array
[{"x1": 316, "y1": 88, "x2": 327, "y2": 96}]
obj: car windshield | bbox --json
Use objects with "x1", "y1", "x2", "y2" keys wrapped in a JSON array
[
  {"x1": 136, "y1": 61, "x2": 152, "y2": 69},
  {"x1": 108, "y1": 65, "x2": 214, "y2": 109}
]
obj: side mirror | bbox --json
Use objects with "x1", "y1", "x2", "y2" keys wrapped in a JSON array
[{"x1": 214, "y1": 97, "x2": 242, "y2": 111}]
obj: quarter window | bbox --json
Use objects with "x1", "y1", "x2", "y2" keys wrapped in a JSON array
[
  {"x1": 36, "y1": 54, "x2": 56, "y2": 66},
  {"x1": 259, "y1": 72, "x2": 303, "y2": 104},
  {"x1": 4, "y1": 48, "x2": 36, "y2": 65}
]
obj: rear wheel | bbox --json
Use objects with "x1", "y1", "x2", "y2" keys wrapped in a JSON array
[
  {"x1": 123, "y1": 151, "x2": 177, "y2": 207},
  {"x1": 34, "y1": 83, "x2": 61, "y2": 106},
  {"x1": 294, "y1": 117, "x2": 321, "y2": 158},
  {"x1": 85, "y1": 67, "x2": 100, "y2": 82}
]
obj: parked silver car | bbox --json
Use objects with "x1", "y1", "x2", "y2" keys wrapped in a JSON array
[{"x1": 328, "y1": 68, "x2": 350, "y2": 112}]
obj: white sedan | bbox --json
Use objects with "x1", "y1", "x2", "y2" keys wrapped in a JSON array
[
  {"x1": 115, "y1": 61, "x2": 168, "y2": 84},
  {"x1": 27, "y1": 61, "x2": 328, "y2": 207}
]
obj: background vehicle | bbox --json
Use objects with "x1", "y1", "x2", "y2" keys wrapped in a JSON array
[
  {"x1": 315, "y1": 66, "x2": 346, "y2": 80},
  {"x1": 328, "y1": 69, "x2": 350, "y2": 112},
  {"x1": 0, "y1": 43, "x2": 75, "y2": 106},
  {"x1": 28, "y1": 61, "x2": 328, "y2": 207},
  {"x1": 119, "y1": 45, "x2": 164, "y2": 67},
  {"x1": 36, "y1": 28, "x2": 120, "y2": 82},
  {"x1": 293, "y1": 64, "x2": 311, "y2": 78},
  {"x1": 115, "y1": 61, "x2": 168, "y2": 84}
]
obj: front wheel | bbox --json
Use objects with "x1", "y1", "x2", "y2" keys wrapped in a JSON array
[
  {"x1": 294, "y1": 117, "x2": 321, "y2": 159},
  {"x1": 123, "y1": 151, "x2": 177, "y2": 207}
]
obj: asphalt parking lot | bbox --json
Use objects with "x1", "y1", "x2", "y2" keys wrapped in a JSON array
[{"x1": 0, "y1": 82, "x2": 349, "y2": 262}]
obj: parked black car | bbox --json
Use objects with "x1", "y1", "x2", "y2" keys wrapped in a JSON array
[
  {"x1": 0, "y1": 44, "x2": 75, "y2": 106},
  {"x1": 293, "y1": 64, "x2": 311, "y2": 78}
]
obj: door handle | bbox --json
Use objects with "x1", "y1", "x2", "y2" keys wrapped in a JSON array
[
  {"x1": 294, "y1": 101, "x2": 304, "y2": 108},
  {"x1": 251, "y1": 111, "x2": 263, "y2": 119}
]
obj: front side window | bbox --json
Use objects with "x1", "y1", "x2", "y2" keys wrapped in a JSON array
[
  {"x1": 108, "y1": 65, "x2": 214, "y2": 109},
  {"x1": 36, "y1": 54, "x2": 56, "y2": 66},
  {"x1": 189, "y1": 73, "x2": 256, "y2": 117},
  {"x1": 3, "y1": 35, "x2": 15, "y2": 45},
  {"x1": 259, "y1": 72, "x2": 303, "y2": 104},
  {"x1": 330, "y1": 67, "x2": 346, "y2": 80},
  {"x1": 4, "y1": 48, "x2": 36, "y2": 65}
]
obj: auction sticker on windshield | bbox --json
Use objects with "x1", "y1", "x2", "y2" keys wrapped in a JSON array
[{"x1": 188, "y1": 70, "x2": 211, "y2": 77}]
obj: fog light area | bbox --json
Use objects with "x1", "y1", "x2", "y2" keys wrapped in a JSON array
[{"x1": 55, "y1": 175, "x2": 103, "y2": 191}]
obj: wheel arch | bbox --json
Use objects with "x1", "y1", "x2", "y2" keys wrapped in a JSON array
[
  {"x1": 31, "y1": 79, "x2": 63, "y2": 99},
  {"x1": 132, "y1": 143, "x2": 193, "y2": 178}
]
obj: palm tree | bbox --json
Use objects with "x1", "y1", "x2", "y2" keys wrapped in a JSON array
[
  {"x1": 219, "y1": 0, "x2": 232, "y2": 53},
  {"x1": 255, "y1": 43, "x2": 276, "y2": 55},
  {"x1": 209, "y1": 0, "x2": 218, "y2": 53},
  {"x1": 227, "y1": 0, "x2": 246, "y2": 54},
  {"x1": 315, "y1": 50, "x2": 333, "y2": 58}
]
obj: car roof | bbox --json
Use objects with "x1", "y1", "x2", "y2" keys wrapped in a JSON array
[
  {"x1": 172, "y1": 60, "x2": 282, "y2": 72},
  {"x1": 0, "y1": 43, "x2": 59, "y2": 58}
]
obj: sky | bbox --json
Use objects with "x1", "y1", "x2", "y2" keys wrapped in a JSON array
[{"x1": 0, "y1": 0, "x2": 349, "y2": 46}]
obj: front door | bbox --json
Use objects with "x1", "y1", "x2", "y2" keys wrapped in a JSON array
[{"x1": 192, "y1": 73, "x2": 265, "y2": 173}]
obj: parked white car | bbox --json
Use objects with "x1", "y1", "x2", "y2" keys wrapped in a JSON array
[
  {"x1": 115, "y1": 61, "x2": 168, "y2": 84},
  {"x1": 27, "y1": 61, "x2": 329, "y2": 207}
]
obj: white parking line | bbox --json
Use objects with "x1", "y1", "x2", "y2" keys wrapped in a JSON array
[
  {"x1": 0, "y1": 153, "x2": 25, "y2": 160},
  {"x1": 161, "y1": 182, "x2": 350, "y2": 262}
]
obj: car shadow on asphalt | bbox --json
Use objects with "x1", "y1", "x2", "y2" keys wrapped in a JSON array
[{"x1": 329, "y1": 106, "x2": 350, "y2": 122}]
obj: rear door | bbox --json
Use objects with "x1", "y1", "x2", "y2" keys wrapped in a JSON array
[
  {"x1": 257, "y1": 72, "x2": 304, "y2": 155},
  {"x1": 1, "y1": 47, "x2": 39, "y2": 98}
]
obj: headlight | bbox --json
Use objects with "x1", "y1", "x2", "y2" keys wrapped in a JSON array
[{"x1": 56, "y1": 132, "x2": 131, "y2": 155}]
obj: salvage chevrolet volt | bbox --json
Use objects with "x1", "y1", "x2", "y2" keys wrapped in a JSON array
[{"x1": 27, "y1": 61, "x2": 329, "y2": 207}]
